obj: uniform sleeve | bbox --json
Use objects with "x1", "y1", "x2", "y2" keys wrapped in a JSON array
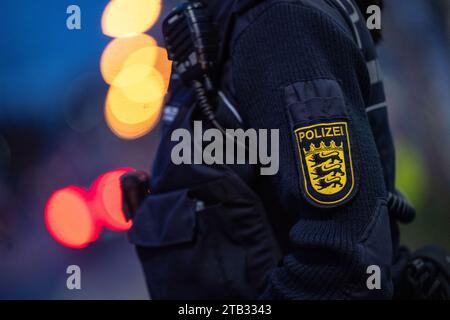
[{"x1": 231, "y1": 2, "x2": 393, "y2": 299}]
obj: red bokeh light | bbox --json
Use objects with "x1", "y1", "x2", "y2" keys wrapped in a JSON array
[
  {"x1": 90, "y1": 168, "x2": 134, "y2": 231},
  {"x1": 45, "y1": 186, "x2": 101, "y2": 248}
]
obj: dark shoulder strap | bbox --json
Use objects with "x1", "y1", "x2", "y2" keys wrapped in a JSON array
[{"x1": 215, "y1": 0, "x2": 358, "y2": 126}]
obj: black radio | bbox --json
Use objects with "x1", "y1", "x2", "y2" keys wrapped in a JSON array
[
  {"x1": 162, "y1": 1, "x2": 226, "y2": 131},
  {"x1": 162, "y1": 1, "x2": 218, "y2": 87}
]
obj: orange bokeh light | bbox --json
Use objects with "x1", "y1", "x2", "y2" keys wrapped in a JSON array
[
  {"x1": 105, "y1": 83, "x2": 163, "y2": 140},
  {"x1": 105, "y1": 106, "x2": 162, "y2": 140},
  {"x1": 91, "y1": 168, "x2": 134, "y2": 231},
  {"x1": 45, "y1": 186, "x2": 101, "y2": 248},
  {"x1": 100, "y1": 0, "x2": 170, "y2": 140},
  {"x1": 100, "y1": 34, "x2": 157, "y2": 86},
  {"x1": 102, "y1": 0, "x2": 162, "y2": 38},
  {"x1": 105, "y1": 106, "x2": 159, "y2": 140},
  {"x1": 112, "y1": 64, "x2": 154, "y2": 88},
  {"x1": 153, "y1": 46, "x2": 172, "y2": 92},
  {"x1": 121, "y1": 68, "x2": 165, "y2": 103}
]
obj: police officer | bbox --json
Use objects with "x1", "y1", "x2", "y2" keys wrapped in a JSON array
[{"x1": 123, "y1": 0, "x2": 449, "y2": 300}]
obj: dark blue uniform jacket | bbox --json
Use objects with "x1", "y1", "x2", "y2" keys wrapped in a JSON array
[{"x1": 129, "y1": 0, "x2": 405, "y2": 299}]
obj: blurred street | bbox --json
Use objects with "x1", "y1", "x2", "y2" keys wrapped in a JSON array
[{"x1": 0, "y1": 0, "x2": 449, "y2": 299}]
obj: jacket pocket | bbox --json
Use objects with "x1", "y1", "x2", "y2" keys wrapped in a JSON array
[
  {"x1": 129, "y1": 189, "x2": 196, "y2": 248},
  {"x1": 129, "y1": 174, "x2": 280, "y2": 299}
]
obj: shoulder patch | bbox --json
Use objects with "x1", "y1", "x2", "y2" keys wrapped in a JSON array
[{"x1": 294, "y1": 121, "x2": 356, "y2": 208}]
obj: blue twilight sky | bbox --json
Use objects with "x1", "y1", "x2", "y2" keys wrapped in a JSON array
[{"x1": 0, "y1": 1, "x2": 112, "y2": 119}]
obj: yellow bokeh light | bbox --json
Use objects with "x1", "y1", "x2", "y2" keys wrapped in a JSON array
[
  {"x1": 105, "y1": 84, "x2": 163, "y2": 140},
  {"x1": 100, "y1": 0, "x2": 173, "y2": 140},
  {"x1": 112, "y1": 64, "x2": 154, "y2": 88},
  {"x1": 106, "y1": 103, "x2": 160, "y2": 140},
  {"x1": 124, "y1": 46, "x2": 159, "y2": 69},
  {"x1": 123, "y1": 44, "x2": 159, "y2": 68},
  {"x1": 107, "y1": 83, "x2": 163, "y2": 125},
  {"x1": 102, "y1": 0, "x2": 162, "y2": 38},
  {"x1": 121, "y1": 68, "x2": 165, "y2": 104},
  {"x1": 100, "y1": 34, "x2": 157, "y2": 85},
  {"x1": 105, "y1": 103, "x2": 161, "y2": 140},
  {"x1": 104, "y1": 50, "x2": 172, "y2": 139}
]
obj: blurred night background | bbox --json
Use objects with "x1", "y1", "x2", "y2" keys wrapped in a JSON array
[{"x1": 0, "y1": 0, "x2": 449, "y2": 299}]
